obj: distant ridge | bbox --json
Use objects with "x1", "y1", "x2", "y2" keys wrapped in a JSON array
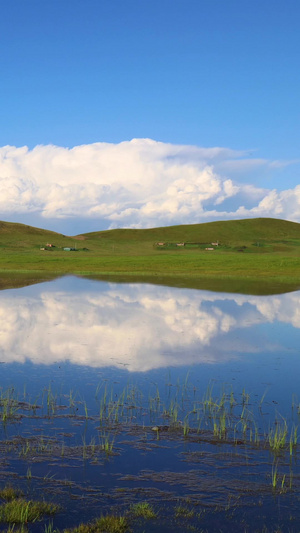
[
  {"x1": 78, "y1": 217, "x2": 300, "y2": 244},
  {"x1": 0, "y1": 220, "x2": 63, "y2": 237},
  {"x1": 0, "y1": 218, "x2": 300, "y2": 246}
]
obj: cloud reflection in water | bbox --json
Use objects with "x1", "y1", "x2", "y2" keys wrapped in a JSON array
[{"x1": 0, "y1": 281, "x2": 299, "y2": 371}]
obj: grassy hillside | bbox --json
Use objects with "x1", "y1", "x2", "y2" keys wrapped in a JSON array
[
  {"x1": 0, "y1": 221, "x2": 67, "y2": 250},
  {"x1": 82, "y1": 217, "x2": 300, "y2": 245},
  {"x1": 0, "y1": 217, "x2": 299, "y2": 294},
  {"x1": 0, "y1": 217, "x2": 299, "y2": 251}
]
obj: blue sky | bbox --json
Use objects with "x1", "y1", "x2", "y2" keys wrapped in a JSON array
[{"x1": 0, "y1": 0, "x2": 299, "y2": 234}]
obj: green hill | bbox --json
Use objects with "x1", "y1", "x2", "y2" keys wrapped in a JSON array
[
  {"x1": 0, "y1": 217, "x2": 300, "y2": 253},
  {"x1": 0, "y1": 217, "x2": 299, "y2": 295},
  {"x1": 79, "y1": 217, "x2": 300, "y2": 253},
  {"x1": 0, "y1": 221, "x2": 66, "y2": 249}
]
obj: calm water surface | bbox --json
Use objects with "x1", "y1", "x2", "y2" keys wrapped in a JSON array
[{"x1": 0, "y1": 276, "x2": 300, "y2": 532}]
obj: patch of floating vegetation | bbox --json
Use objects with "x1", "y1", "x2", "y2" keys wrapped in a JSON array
[{"x1": 0, "y1": 377, "x2": 300, "y2": 530}]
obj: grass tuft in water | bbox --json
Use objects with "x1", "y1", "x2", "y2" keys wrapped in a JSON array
[
  {"x1": 271, "y1": 461, "x2": 278, "y2": 489},
  {"x1": 64, "y1": 514, "x2": 128, "y2": 532},
  {"x1": 44, "y1": 521, "x2": 60, "y2": 533},
  {"x1": 268, "y1": 417, "x2": 288, "y2": 453},
  {"x1": 0, "y1": 498, "x2": 59, "y2": 524},
  {"x1": 174, "y1": 504, "x2": 195, "y2": 518},
  {"x1": 130, "y1": 502, "x2": 156, "y2": 519},
  {"x1": 0, "y1": 388, "x2": 20, "y2": 423},
  {"x1": 0, "y1": 486, "x2": 23, "y2": 502}
]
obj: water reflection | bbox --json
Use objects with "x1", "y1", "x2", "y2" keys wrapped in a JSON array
[{"x1": 0, "y1": 277, "x2": 299, "y2": 371}]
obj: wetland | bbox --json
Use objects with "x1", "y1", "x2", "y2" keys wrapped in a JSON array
[{"x1": 0, "y1": 275, "x2": 300, "y2": 532}]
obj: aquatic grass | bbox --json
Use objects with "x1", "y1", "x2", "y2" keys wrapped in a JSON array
[
  {"x1": 174, "y1": 504, "x2": 194, "y2": 519},
  {"x1": 94, "y1": 515, "x2": 129, "y2": 532},
  {"x1": 289, "y1": 425, "x2": 298, "y2": 456},
  {"x1": 82, "y1": 436, "x2": 87, "y2": 460},
  {"x1": 202, "y1": 383, "x2": 216, "y2": 414},
  {"x1": 99, "y1": 432, "x2": 114, "y2": 455},
  {"x1": 217, "y1": 391, "x2": 226, "y2": 411},
  {"x1": 242, "y1": 388, "x2": 250, "y2": 406},
  {"x1": 0, "y1": 486, "x2": 23, "y2": 502},
  {"x1": 44, "y1": 521, "x2": 60, "y2": 533},
  {"x1": 43, "y1": 385, "x2": 57, "y2": 416},
  {"x1": 130, "y1": 502, "x2": 156, "y2": 519},
  {"x1": 98, "y1": 383, "x2": 144, "y2": 427},
  {"x1": 1, "y1": 379, "x2": 297, "y2": 456},
  {"x1": 268, "y1": 417, "x2": 288, "y2": 453},
  {"x1": 213, "y1": 409, "x2": 228, "y2": 439},
  {"x1": 148, "y1": 385, "x2": 162, "y2": 421},
  {"x1": 5, "y1": 527, "x2": 28, "y2": 533},
  {"x1": 0, "y1": 377, "x2": 299, "y2": 532},
  {"x1": 0, "y1": 388, "x2": 20, "y2": 423},
  {"x1": 229, "y1": 390, "x2": 236, "y2": 409},
  {"x1": 43, "y1": 473, "x2": 56, "y2": 482},
  {"x1": 270, "y1": 462, "x2": 290, "y2": 493},
  {"x1": 89, "y1": 437, "x2": 96, "y2": 456},
  {"x1": 68, "y1": 390, "x2": 78, "y2": 412},
  {"x1": 289, "y1": 468, "x2": 293, "y2": 489},
  {"x1": 30, "y1": 396, "x2": 40, "y2": 415},
  {"x1": 20, "y1": 440, "x2": 31, "y2": 458},
  {"x1": 0, "y1": 499, "x2": 59, "y2": 524},
  {"x1": 259, "y1": 388, "x2": 269, "y2": 412},
  {"x1": 183, "y1": 415, "x2": 190, "y2": 437},
  {"x1": 64, "y1": 514, "x2": 128, "y2": 532},
  {"x1": 83, "y1": 401, "x2": 88, "y2": 420},
  {"x1": 163, "y1": 398, "x2": 179, "y2": 424},
  {"x1": 271, "y1": 461, "x2": 278, "y2": 489}
]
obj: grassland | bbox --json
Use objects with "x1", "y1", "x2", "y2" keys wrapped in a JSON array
[{"x1": 0, "y1": 217, "x2": 299, "y2": 293}]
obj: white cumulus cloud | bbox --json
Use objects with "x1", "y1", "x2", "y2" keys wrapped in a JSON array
[{"x1": 0, "y1": 139, "x2": 298, "y2": 230}]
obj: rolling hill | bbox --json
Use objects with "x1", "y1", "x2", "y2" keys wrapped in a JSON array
[
  {"x1": 0, "y1": 217, "x2": 299, "y2": 294},
  {"x1": 79, "y1": 217, "x2": 300, "y2": 250},
  {"x1": 0, "y1": 217, "x2": 299, "y2": 253}
]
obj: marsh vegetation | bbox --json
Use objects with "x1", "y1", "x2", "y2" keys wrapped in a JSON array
[{"x1": 0, "y1": 375, "x2": 299, "y2": 532}]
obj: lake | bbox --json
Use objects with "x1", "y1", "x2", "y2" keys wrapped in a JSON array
[{"x1": 0, "y1": 275, "x2": 300, "y2": 532}]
